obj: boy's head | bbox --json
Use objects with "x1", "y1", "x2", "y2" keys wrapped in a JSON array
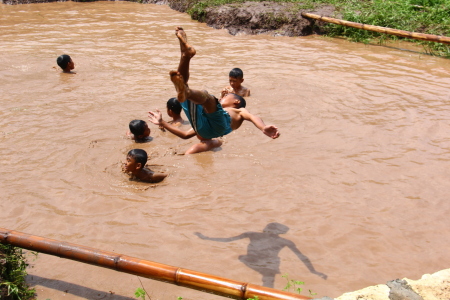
[
  {"x1": 57, "y1": 54, "x2": 75, "y2": 72},
  {"x1": 129, "y1": 120, "x2": 151, "y2": 140},
  {"x1": 229, "y1": 68, "x2": 244, "y2": 90},
  {"x1": 220, "y1": 93, "x2": 246, "y2": 109},
  {"x1": 124, "y1": 149, "x2": 148, "y2": 173},
  {"x1": 166, "y1": 97, "x2": 182, "y2": 116}
]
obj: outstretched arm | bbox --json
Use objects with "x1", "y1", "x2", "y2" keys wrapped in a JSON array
[
  {"x1": 287, "y1": 242, "x2": 327, "y2": 279},
  {"x1": 148, "y1": 109, "x2": 196, "y2": 139},
  {"x1": 239, "y1": 109, "x2": 280, "y2": 139},
  {"x1": 143, "y1": 172, "x2": 167, "y2": 183},
  {"x1": 194, "y1": 232, "x2": 249, "y2": 242}
]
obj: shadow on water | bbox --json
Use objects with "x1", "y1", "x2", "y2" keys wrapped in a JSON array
[
  {"x1": 26, "y1": 274, "x2": 136, "y2": 300},
  {"x1": 195, "y1": 222, "x2": 327, "y2": 288}
]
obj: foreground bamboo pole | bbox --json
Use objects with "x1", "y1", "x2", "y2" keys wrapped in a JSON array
[
  {"x1": 301, "y1": 12, "x2": 450, "y2": 45},
  {"x1": 0, "y1": 228, "x2": 311, "y2": 300}
]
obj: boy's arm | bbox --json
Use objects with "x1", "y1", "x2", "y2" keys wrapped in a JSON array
[
  {"x1": 239, "y1": 108, "x2": 280, "y2": 139},
  {"x1": 148, "y1": 109, "x2": 196, "y2": 139},
  {"x1": 146, "y1": 172, "x2": 167, "y2": 183},
  {"x1": 138, "y1": 170, "x2": 167, "y2": 183}
]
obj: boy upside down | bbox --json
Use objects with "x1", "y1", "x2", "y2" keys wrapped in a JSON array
[{"x1": 148, "y1": 27, "x2": 280, "y2": 154}]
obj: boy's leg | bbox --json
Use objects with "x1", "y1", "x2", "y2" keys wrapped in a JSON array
[
  {"x1": 175, "y1": 27, "x2": 195, "y2": 84},
  {"x1": 185, "y1": 138, "x2": 222, "y2": 155},
  {"x1": 171, "y1": 27, "x2": 218, "y2": 114}
]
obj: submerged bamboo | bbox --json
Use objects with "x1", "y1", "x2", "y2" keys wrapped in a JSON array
[
  {"x1": 0, "y1": 228, "x2": 311, "y2": 300},
  {"x1": 301, "y1": 12, "x2": 450, "y2": 45}
]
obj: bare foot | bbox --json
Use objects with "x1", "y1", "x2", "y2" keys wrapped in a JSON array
[
  {"x1": 170, "y1": 70, "x2": 188, "y2": 102},
  {"x1": 175, "y1": 26, "x2": 196, "y2": 58}
]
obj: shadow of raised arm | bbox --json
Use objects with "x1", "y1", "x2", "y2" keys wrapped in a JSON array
[{"x1": 194, "y1": 232, "x2": 248, "y2": 242}]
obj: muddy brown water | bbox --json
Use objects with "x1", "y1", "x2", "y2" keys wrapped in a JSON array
[{"x1": 1, "y1": 2, "x2": 450, "y2": 299}]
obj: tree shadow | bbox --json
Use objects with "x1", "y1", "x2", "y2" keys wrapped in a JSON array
[
  {"x1": 195, "y1": 222, "x2": 327, "y2": 288},
  {"x1": 26, "y1": 274, "x2": 136, "y2": 300}
]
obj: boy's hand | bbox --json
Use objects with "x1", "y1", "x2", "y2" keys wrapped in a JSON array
[
  {"x1": 263, "y1": 125, "x2": 280, "y2": 139},
  {"x1": 148, "y1": 109, "x2": 163, "y2": 125},
  {"x1": 221, "y1": 87, "x2": 234, "y2": 99}
]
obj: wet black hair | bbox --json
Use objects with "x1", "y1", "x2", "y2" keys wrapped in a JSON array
[
  {"x1": 232, "y1": 93, "x2": 246, "y2": 108},
  {"x1": 167, "y1": 97, "x2": 182, "y2": 115},
  {"x1": 129, "y1": 120, "x2": 147, "y2": 137},
  {"x1": 127, "y1": 149, "x2": 148, "y2": 166},
  {"x1": 229, "y1": 68, "x2": 244, "y2": 79},
  {"x1": 57, "y1": 54, "x2": 71, "y2": 69}
]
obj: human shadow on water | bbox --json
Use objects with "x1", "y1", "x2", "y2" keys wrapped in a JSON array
[
  {"x1": 195, "y1": 222, "x2": 327, "y2": 288},
  {"x1": 27, "y1": 274, "x2": 136, "y2": 300}
]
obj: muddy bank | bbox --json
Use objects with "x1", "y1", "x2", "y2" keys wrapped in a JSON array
[
  {"x1": 1, "y1": 0, "x2": 336, "y2": 36},
  {"x1": 160, "y1": 0, "x2": 337, "y2": 36}
]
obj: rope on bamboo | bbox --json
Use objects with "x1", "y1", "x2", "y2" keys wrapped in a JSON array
[
  {"x1": 301, "y1": 12, "x2": 450, "y2": 45},
  {"x1": 0, "y1": 228, "x2": 311, "y2": 300}
]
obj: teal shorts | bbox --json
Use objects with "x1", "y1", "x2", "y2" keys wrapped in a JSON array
[{"x1": 181, "y1": 97, "x2": 232, "y2": 139}]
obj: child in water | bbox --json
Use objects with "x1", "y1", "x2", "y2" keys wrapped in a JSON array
[
  {"x1": 56, "y1": 54, "x2": 75, "y2": 73},
  {"x1": 122, "y1": 149, "x2": 167, "y2": 183},
  {"x1": 128, "y1": 120, "x2": 151, "y2": 142},
  {"x1": 220, "y1": 68, "x2": 250, "y2": 99},
  {"x1": 166, "y1": 97, "x2": 184, "y2": 126}
]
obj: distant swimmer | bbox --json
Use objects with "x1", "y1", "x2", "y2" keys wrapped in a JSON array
[
  {"x1": 56, "y1": 54, "x2": 75, "y2": 74},
  {"x1": 148, "y1": 27, "x2": 279, "y2": 154}
]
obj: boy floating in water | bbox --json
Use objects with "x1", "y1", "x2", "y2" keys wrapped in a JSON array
[
  {"x1": 128, "y1": 119, "x2": 151, "y2": 142},
  {"x1": 220, "y1": 68, "x2": 251, "y2": 99},
  {"x1": 122, "y1": 149, "x2": 167, "y2": 183},
  {"x1": 56, "y1": 54, "x2": 75, "y2": 73},
  {"x1": 148, "y1": 27, "x2": 279, "y2": 153}
]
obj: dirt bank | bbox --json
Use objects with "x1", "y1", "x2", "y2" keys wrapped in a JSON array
[
  {"x1": 1, "y1": 0, "x2": 336, "y2": 37},
  {"x1": 149, "y1": 0, "x2": 336, "y2": 36}
]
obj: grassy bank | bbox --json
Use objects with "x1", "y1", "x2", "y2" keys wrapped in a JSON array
[
  {"x1": 0, "y1": 244, "x2": 35, "y2": 300},
  {"x1": 186, "y1": 0, "x2": 450, "y2": 57}
]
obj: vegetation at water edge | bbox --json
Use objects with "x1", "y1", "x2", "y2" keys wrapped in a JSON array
[{"x1": 0, "y1": 244, "x2": 35, "y2": 300}]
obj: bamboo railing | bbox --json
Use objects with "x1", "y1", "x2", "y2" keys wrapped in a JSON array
[
  {"x1": 0, "y1": 228, "x2": 311, "y2": 300},
  {"x1": 301, "y1": 12, "x2": 450, "y2": 45}
]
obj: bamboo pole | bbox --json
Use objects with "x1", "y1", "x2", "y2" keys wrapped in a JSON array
[
  {"x1": 301, "y1": 12, "x2": 450, "y2": 45},
  {"x1": 0, "y1": 228, "x2": 311, "y2": 300}
]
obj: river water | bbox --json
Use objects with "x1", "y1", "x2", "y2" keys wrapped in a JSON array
[{"x1": 1, "y1": 2, "x2": 449, "y2": 299}]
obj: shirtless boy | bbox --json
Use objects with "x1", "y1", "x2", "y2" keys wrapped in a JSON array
[
  {"x1": 166, "y1": 97, "x2": 184, "y2": 126},
  {"x1": 122, "y1": 149, "x2": 167, "y2": 183},
  {"x1": 148, "y1": 27, "x2": 279, "y2": 154},
  {"x1": 220, "y1": 68, "x2": 251, "y2": 99}
]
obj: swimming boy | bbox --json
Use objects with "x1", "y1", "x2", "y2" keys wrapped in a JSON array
[
  {"x1": 128, "y1": 119, "x2": 151, "y2": 142},
  {"x1": 56, "y1": 54, "x2": 75, "y2": 73},
  {"x1": 221, "y1": 68, "x2": 251, "y2": 99},
  {"x1": 122, "y1": 149, "x2": 167, "y2": 183},
  {"x1": 148, "y1": 27, "x2": 279, "y2": 152}
]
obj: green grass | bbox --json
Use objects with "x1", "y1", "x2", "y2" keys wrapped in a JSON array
[
  {"x1": 0, "y1": 244, "x2": 35, "y2": 300},
  {"x1": 185, "y1": 0, "x2": 450, "y2": 57},
  {"x1": 322, "y1": 0, "x2": 450, "y2": 56}
]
